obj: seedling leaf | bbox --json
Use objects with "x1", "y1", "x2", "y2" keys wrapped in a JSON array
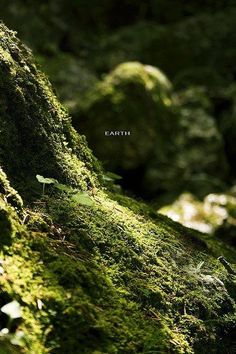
[
  {"x1": 1, "y1": 300, "x2": 22, "y2": 319},
  {"x1": 54, "y1": 183, "x2": 73, "y2": 193},
  {"x1": 36, "y1": 175, "x2": 58, "y2": 184},
  {"x1": 71, "y1": 192, "x2": 94, "y2": 206}
]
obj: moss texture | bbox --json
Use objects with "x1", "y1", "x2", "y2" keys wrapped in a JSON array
[
  {"x1": 0, "y1": 23, "x2": 236, "y2": 354},
  {"x1": 0, "y1": 23, "x2": 101, "y2": 197}
]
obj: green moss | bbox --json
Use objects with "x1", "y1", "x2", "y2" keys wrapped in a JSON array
[
  {"x1": 0, "y1": 23, "x2": 102, "y2": 198},
  {"x1": 36, "y1": 187, "x2": 236, "y2": 353},
  {"x1": 0, "y1": 23, "x2": 236, "y2": 354},
  {"x1": 1, "y1": 167, "x2": 236, "y2": 353},
  {"x1": 0, "y1": 199, "x2": 14, "y2": 246},
  {"x1": 0, "y1": 169, "x2": 23, "y2": 245},
  {"x1": 0, "y1": 194, "x2": 173, "y2": 354},
  {"x1": 0, "y1": 167, "x2": 22, "y2": 210}
]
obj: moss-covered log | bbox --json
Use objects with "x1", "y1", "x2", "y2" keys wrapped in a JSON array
[{"x1": 0, "y1": 23, "x2": 236, "y2": 354}]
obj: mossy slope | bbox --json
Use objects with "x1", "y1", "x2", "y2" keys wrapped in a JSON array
[
  {"x1": 0, "y1": 23, "x2": 101, "y2": 197},
  {"x1": 0, "y1": 23, "x2": 236, "y2": 354}
]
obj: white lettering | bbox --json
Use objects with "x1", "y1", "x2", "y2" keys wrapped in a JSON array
[{"x1": 104, "y1": 131, "x2": 131, "y2": 136}]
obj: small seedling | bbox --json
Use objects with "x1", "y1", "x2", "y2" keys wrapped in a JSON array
[{"x1": 36, "y1": 175, "x2": 58, "y2": 195}]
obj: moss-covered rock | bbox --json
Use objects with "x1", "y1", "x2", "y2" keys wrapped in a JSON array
[
  {"x1": 144, "y1": 86, "x2": 228, "y2": 198},
  {"x1": 75, "y1": 61, "x2": 173, "y2": 173},
  {"x1": 76, "y1": 65, "x2": 228, "y2": 198},
  {"x1": 0, "y1": 22, "x2": 101, "y2": 197},
  {"x1": 1, "y1": 170, "x2": 236, "y2": 353},
  {"x1": 0, "y1": 23, "x2": 236, "y2": 354}
]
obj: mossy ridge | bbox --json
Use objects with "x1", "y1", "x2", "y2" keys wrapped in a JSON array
[
  {"x1": 0, "y1": 167, "x2": 22, "y2": 210},
  {"x1": 0, "y1": 22, "x2": 101, "y2": 198},
  {"x1": 38, "y1": 187, "x2": 236, "y2": 353},
  {"x1": 0, "y1": 189, "x2": 176, "y2": 354},
  {"x1": 1, "y1": 172, "x2": 236, "y2": 353}
]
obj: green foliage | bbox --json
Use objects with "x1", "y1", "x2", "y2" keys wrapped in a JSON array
[
  {"x1": 36, "y1": 175, "x2": 58, "y2": 185},
  {"x1": 35, "y1": 172, "x2": 95, "y2": 205},
  {"x1": 102, "y1": 171, "x2": 122, "y2": 183},
  {"x1": 53, "y1": 180, "x2": 95, "y2": 206},
  {"x1": 70, "y1": 192, "x2": 94, "y2": 206}
]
